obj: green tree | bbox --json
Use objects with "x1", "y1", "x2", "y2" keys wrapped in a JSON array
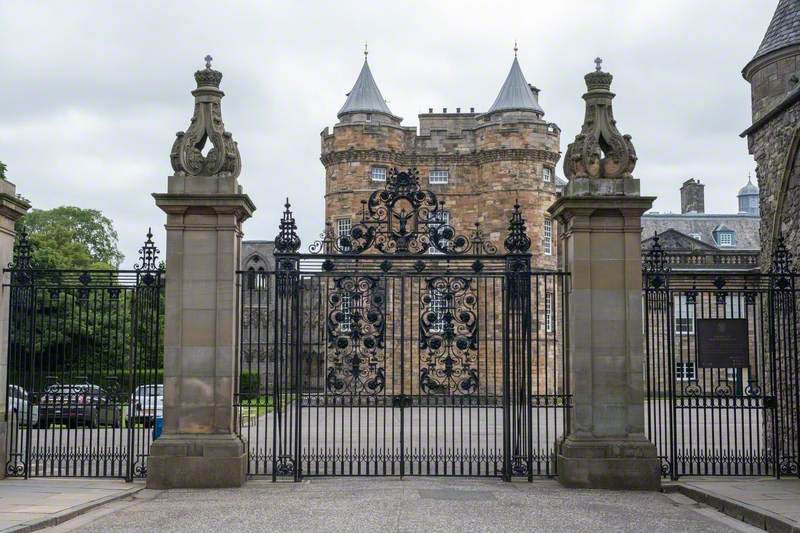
[
  {"x1": 0, "y1": 160, "x2": 7, "y2": 180},
  {"x1": 19, "y1": 206, "x2": 124, "y2": 268}
]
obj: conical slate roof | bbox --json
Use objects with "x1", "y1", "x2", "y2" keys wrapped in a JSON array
[
  {"x1": 337, "y1": 59, "x2": 394, "y2": 118},
  {"x1": 752, "y1": 0, "x2": 800, "y2": 61},
  {"x1": 487, "y1": 57, "x2": 544, "y2": 115}
]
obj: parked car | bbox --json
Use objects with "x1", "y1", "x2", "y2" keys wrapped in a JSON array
[
  {"x1": 128, "y1": 384, "x2": 163, "y2": 427},
  {"x1": 37, "y1": 384, "x2": 123, "y2": 429},
  {"x1": 7, "y1": 384, "x2": 38, "y2": 427}
]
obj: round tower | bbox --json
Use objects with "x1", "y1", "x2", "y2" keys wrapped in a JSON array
[
  {"x1": 321, "y1": 52, "x2": 411, "y2": 245},
  {"x1": 742, "y1": 0, "x2": 800, "y2": 123},
  {"x1": 473, "y1": 52, "x2": 561, "y2": 269}
]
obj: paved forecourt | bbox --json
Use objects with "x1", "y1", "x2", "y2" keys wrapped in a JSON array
[{"x1": 67, "y1": 477, "x2": 758, "y2": 533}]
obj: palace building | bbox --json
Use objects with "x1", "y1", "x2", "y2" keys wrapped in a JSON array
[{"x1": 320, "y1": 49, "x2": 562, "y2": 269}]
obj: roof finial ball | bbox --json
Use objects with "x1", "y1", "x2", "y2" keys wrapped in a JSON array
[
  {"x1": 514, "y1": 41, "x2": 518, "y2": 58},
  {"x1": 364, "y1": 41, "x2": 368, "y2": 60}
]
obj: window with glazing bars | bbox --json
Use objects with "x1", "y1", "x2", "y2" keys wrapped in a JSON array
[
  {"x1": 544, "y1": 218, "x2": 553, "y2": 256},
  {"x1": 370, "y1": 166, "x2": 386, "y2": 182},
  {"x1": 429, "y1": 169, "x2": 449, "y2": 184},
  {"x1": 337, "y1": 218, "x2": 352, "y2": 251},
  {"x1": 428, "y1": 288, "x2": 452, "y2": 333},
  {"x1": 675, "y1": 361, "x2": 696, "y2": 381}
]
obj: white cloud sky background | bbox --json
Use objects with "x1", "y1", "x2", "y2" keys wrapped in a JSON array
[{"x1": 0, "y1": 1, "x2": 775, "y2": 266}]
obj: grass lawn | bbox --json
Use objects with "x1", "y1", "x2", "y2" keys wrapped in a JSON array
[{"x1": 239, "y1": 396, "x2": 275, "y2": 418}]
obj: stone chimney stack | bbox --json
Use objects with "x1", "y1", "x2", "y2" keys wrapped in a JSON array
[{"x1": 680, "y1": 178, "x2": 705, "y2": 214}]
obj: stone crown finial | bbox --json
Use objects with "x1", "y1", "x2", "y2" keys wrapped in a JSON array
[
  {"x1": 563, "y1": 60, "x2": 637, "y2": 180},
  {"x1": 194, "y1": 55, "x2": 223, "y2": 89},
  {"x1": 170, "y1": 58, "x2": 241, "y2": 178}
]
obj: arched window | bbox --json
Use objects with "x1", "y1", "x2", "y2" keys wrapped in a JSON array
[{"x1": 256, "y1": 267, "x2": 266, "y2": 290}]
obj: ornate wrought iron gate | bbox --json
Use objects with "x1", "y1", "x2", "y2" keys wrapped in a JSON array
[
  {"x1": 643, "y1": 234, "x2": 800, "y2": 478},
  {"x1": 236, "y1": 169, "x2": 569, "y2": 480},
  {"x1": 3, "y1": 231, "x2": 164, "y2": 480}
]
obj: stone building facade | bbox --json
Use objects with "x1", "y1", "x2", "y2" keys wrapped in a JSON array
[
  {"x1": 742, "y1": 0, "x2": 800, "y2": 271},
  {"x1": 321, "y1": 52, "x2": 561, "y2": 269},
  {"x1": 642, "y1": 178, "x2": 760, "y2": 270}
]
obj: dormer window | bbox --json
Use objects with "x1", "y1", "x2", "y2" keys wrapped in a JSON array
[
  {"x1": 371, "y1": 166, "x2": 386, "y2": 182},
  {"x1": 717, "y1": 232, "x2": 734, "y2": 247},
  {"x1": 429, "y1": 169, "x2": 449, "y2": 185}
]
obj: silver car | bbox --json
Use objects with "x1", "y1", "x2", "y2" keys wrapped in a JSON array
[
  {"x1": 7, "y1": 385, "x2": 38, "y2": 427},
  {"x1": 128, "y1": 384, "x2": 163, "y2": 427}
]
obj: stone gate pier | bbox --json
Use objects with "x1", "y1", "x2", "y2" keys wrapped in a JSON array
[
  {"x1": 549, "y1": 61, "x2": 661, "y2": 490},
  {"x1": 148, "y1": 59, "x2": 255, "y2": 489},
  {"x1": 0, "y1": 179, "x2": 30, "y2": 480}
]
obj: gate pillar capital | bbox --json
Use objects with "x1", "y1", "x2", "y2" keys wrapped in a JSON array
[
  {"x1": 0, "y1": 178, "x2": 30, "y2": 480},
  {"x1": 546, "y1": 61, "x2": 660, "y2": 490},
  {"x1": 147, "y1": 60, "x2": 255, "y2": 489}
]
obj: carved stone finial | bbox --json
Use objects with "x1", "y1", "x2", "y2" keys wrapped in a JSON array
[
  {"x1": 563, "y1": 60, "x2": 637, "y2": 180},
  {"x1": 594, "y1": 57, "x2": 602, "y2": 72},
  {"x1": 170, "y1": 60, "x2": 241, "y2": 178}
]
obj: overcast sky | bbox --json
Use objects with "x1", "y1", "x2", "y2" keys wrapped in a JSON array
[{"x1": 0, "y1": 1, "x2": 776, "y2": 266}]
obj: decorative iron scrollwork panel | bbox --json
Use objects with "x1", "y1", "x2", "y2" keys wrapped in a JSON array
[
  {"x1": 325, "y1": 276, "x2": 386, "y2": 394},
  {"x1": 419, "y1": 276, "x2": 479, "y2": 395}
]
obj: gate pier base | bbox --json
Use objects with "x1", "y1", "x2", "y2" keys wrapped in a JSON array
[
  {"x1": 556, "y1": 436, "x2": 660, "y2": 490},
  {"x1": 147, "y1": 435, "x2": 247, "y2": 489}
]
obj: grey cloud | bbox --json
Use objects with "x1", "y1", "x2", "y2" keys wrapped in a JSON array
[{"x1": 0, "y1": 0, "x2": 775, "y2": 265}]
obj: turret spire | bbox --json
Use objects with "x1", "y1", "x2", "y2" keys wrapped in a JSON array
[
  {"x1": 337, "y1": 50, "x2": 397, "y2": 120},
  {"x1": 487, "y1": 54, "x2": 544, "y2": 116}
]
